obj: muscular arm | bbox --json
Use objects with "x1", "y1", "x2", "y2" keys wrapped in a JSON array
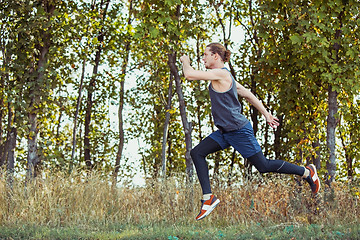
[
  {"x1": 180, "y1": 55, "x2": 226, "y2": 81},
  {"x1": 236, "y1": 82, "x2": 279, "y2": 129}
]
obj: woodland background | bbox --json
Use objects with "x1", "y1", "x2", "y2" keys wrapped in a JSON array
[{"x1": 1, "y1": 0, "x2": 360, "y2": 188}]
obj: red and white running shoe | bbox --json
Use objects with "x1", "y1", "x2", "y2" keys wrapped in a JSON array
[
  {"x1": 305, "y1": 164, "x2": 321, "y2": 194},
  {"x1": 196, "y1": 194, "x2": 220, "y2": 221}
]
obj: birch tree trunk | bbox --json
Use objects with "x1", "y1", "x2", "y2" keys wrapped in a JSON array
[
  {"x1": 27, "y1": 1, "x2": 55, "y2": 179},
  {"x1": 27, "y1": 108, "x2": 39, "y2": 178},
  {"x1": 326, "y1": 86, "x2": 338, "y2": 184},
  {"x1": 326, "y1": 10, "x2": 343, "y2": 186}
]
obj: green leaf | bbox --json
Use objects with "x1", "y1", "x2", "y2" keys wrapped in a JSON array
[
  {"x1": 317, "y1": 12, "x2": 326, "y2": 20},
  {"x1": 290, "y1": 34, "x2": 303, "y2": 44},
  {"x1": 150, "y1": 27, "x2": 159, "y2": 38},
  {"x1": 346, "y1": 49, "x2": 355, "y2": 58}
]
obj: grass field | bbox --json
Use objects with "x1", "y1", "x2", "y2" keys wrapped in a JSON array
[
  {"x1": 1, "y1": 222, "x2": 359, "y2": 239},
  {"x1": 0, "y1": 171, "x2": 359, "y2": 239}
]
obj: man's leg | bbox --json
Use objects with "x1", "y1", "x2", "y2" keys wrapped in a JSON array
[
  {"x1": 225, "y1": 122, "x2": 320, "y2": 194},
  {"x1": 247, "y1": 151, "x2": 320, "y2": 194},
  {"x1": 190, "y1": 135, "x2": 225, "y2": 220},
  {"x1": 247, "y1": 151, "x2": 305, "y2": 176},
  {"x1": 190, "y1": 136, "x2": 223, "y2": 195}
]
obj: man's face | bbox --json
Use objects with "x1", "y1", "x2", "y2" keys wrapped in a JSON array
[{"x1": 202, "y1": 47, "x2": 215, "y2": 69}]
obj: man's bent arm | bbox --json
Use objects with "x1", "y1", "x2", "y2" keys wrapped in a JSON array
[
  {"x1": 236, "y1": 82, "x2": 279, "y2": 128},
  {"x1": 180, "y1": 55, "x2": 225, "y2": 81}
]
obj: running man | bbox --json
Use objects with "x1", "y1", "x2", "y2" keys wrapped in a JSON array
[{"x1": 180, "y1": 43, "x2": 320, "y2": 221}]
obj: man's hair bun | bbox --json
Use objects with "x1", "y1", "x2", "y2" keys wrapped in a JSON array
[{"x1": 207, "y1": 43, "x2": 231, "y2": 62}]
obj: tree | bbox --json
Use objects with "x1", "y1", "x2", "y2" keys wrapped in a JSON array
[
  {"x1": 256, "y1": 0, "x2": 360, "y2": 185},
  {"x1": 2, "y1": 0, "x2": 59, "y2": 178},
  {"x1": 84, "y1": 0, "x2": 111, "y2": 169},
  {"x1": 0, "y1": 0, "x2": 359, "y2": 186},
  {"x1": 112, "y1": 0, "x2": 134, "y2": 184}
]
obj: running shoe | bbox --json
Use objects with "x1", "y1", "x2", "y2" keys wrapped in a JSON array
[
  {"x1": 196, "y1": 194, "x2": 220, "y2": 221},
  {"x1": 305, "y1": 164, "x2": 321, "y2": 194}
]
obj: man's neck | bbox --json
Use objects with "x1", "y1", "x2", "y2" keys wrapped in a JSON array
[{"x1": 210, "y1": 62, "x2": 225, "y2": 69}]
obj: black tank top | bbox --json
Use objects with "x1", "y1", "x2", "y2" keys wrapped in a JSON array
[{"x1": 208, "y1": 68, "x2": 249, "y2": 132}]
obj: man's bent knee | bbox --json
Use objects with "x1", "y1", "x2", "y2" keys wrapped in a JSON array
[
  {"x1": 247, "y1": 151, "x2": 269, "y2": 173},
  {"x1": 253, "y1": 164, "x2": 268, "y2": 173},
  {"x1": 190, "y1": 148, "x2": 197, "y2": 159}
]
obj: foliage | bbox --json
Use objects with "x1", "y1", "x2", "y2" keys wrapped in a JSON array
[{"x1": 0, "y1": 0, "x2": 359, "y2": 183}]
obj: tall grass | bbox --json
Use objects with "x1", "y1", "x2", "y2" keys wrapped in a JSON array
[{"x1": 0, "y1": 170, "x2": 359, "y2": 230}]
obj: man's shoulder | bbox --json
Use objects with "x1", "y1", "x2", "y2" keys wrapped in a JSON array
[{"x1": 209, "y1": 68, "x2": 230, "y2": 77}]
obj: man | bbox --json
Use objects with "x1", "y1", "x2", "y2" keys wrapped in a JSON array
[{"x1": 180, "y1": 43, "x2": 320, "y2": 221}]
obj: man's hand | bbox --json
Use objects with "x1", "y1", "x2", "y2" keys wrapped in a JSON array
[
  {"x1": 180, "y1": 55, "x2": 190, "y2": 65},
  {"x1": 266, "y1": 114, "x2": 280, "y2": 129}
]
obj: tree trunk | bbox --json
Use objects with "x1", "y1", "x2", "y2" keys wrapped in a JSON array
[
  {"x1": 339, "y1": 128, "x2": 353, "y2": 180},
  {"x1": 161, "y1": 74, "x2": 173, "y2": 177},
  {"x1": 213, "y1": 1, "x2": 237, "y2": 80},
  {"x1": 0, "y1": 95, "x2": 3, "y2": 167},
  {"x1": 274, "y1": 115, "x2": 284, "y2": 159},
  {"x1": 71, "y1": 59, "x2": 86, "y2": 167},
  {"x1": 213, "y1": 155, "x2": 220, "y2": 177},
  {"x1": 0, "y1": 101, "x2": 17, "y2": 187},
  {"x1": 250, "y1": 90, "x2": 259, "y2": 136},
  {"x1": 248, "y1": 0, "x2": 262, "y2": 136},
  {"x1": 112, "y1": 0, "x2": 133, "y2": 185},
  {"x1": 0, "y1": 22, "x2": 6, "y2": 168},
  {"x1": 263, "y1": 94, "x2": 271, "y2": 157},
  {"x1": 0, "y1": 21, "x2": 13, "y2": 169},
  {"x1": 84, "y1": 50, "x2": 101, "y2": 169},
  {"x1": 168, "y1": 51, "x2": 193, "y2": 182},
  {"x1": 227, "y1": 149, "x2": 236, "y2": 186},
  {"x1": 0, "y1": 105, "x2": 4, "y2": 167},
  {"x1": 346, "y1": 153, "x2": 353, "y2": 180},
  {"x1": 6, "y1": 123, "x2": 17, "y2": 187},
  {"x1": 27, "y1": 1, "x2": 55, "y2": 179},
  {"x1": 113, "y1": 46, "x2": 131, "y2": 183},
  {"x1": 312, "y1": 139, "x2": 321, "y2": 170},
  {"x1": 1, "y1": 104, "x2": 12, "y2": 168},
  {"x1": 27, "y1": 109, "x2": 39, "y2": 178},
  {"x1": 326, "y1": 86, "x2": 338, "y2": 185},
  {"x1": 326, "y1": 9, "x2": 343, "y2": 186},
  {"x1": 84, "y1": 0, "x2": 110, "y2": 169},
  {"x1": 194, "y1": 36, "x2": 205, "y2": 141}
]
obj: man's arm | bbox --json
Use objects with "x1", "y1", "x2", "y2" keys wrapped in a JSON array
[
  {"x1": 236, "y1": 82, "x2": 279, "y2": 129},
  {"x1": 180, "y1": 55, "x2": 225, "y2": 81}
]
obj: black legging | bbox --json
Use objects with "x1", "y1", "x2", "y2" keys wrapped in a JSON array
[{"x1": 190, "y1": 136, "x2": 305, "y2": 194}]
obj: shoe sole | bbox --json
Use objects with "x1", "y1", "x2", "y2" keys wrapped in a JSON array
[
  {"x1": 196, "y1": 199, "x2": 220, "y2": 221},
  {"x1": 309, "y1": 164, "x2": 321, "y2": 194}
]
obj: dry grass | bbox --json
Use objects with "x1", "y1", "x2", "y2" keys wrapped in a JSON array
[{"x1": 0, "y1": 170, "x2": 359, "y2": 229}]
